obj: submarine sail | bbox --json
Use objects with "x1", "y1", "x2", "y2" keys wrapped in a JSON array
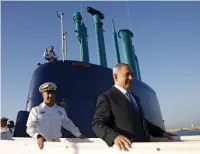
[{"x1": 13, "y1": 7, "x2": 165, "y2": 138}]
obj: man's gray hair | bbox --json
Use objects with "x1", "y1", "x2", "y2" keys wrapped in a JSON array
[{"x1": 113, "y1": 63, "x2": 129, "y2": 74}]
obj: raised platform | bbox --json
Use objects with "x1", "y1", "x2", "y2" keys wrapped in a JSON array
[{"x1": 1, "y1": 136, "x2": 200, "y2": 154}]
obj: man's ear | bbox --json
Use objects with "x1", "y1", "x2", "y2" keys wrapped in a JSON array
[{"x1": 114, "y1": 74, "x2": 118, "y2": 80}]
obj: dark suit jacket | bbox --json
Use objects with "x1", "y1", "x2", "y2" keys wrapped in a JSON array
[{"x1": 92, "y1": 86, "x2": 165, "y2": 147}]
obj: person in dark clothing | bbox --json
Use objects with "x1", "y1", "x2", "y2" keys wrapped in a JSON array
[
  {"x1": 92, "y1": 63, "x2": 175, "y2": 151},
  {"x1": 7, "y1": 120, "x2": 15, "y2": 133},
  {"x1": 44, "y1": 46, "x2": 58, "y2": 62}
]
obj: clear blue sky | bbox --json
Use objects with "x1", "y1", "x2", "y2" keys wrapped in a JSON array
[{"x1": 1, "y1": 1, "x2": 200, "y2": 129}]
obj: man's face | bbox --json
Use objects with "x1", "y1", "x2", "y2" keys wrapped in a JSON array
[
  {"x1": 114, "y1": 65, "x2": 133, "y2": 90},
  {"x1": 0, "y1": 119, "x2": 8, "y2": 128},
  {"x1": 49, "y1": 46, "x2": 54, "y2": 52},
  {"x1": 42, "y1": 91, "x2": 55, "y2": 104}
]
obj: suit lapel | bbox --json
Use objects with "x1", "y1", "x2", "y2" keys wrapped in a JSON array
[
  {"x1": 131, "y1": 92, "x2": 149, "y2": 136},
  {"x1": 111, "y1": 87, "x2": 136, "y2": 119},
  {"x1": 131, "y1": 93, "x2": 145, "y2": 118},
  {"x1": 131, "y1": 93, "x2": 142, "y2": 112},
  {"x1": 111, "y1": 87, "x2": 149, "y2": 136}
]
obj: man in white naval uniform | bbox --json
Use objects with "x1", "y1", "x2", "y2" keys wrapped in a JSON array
[{"x1": 26, "y1": 82, "x2": 86, "y2": 150}]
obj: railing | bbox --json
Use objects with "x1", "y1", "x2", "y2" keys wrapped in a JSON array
[{"x1": 1, "y1": 136, "x2": 200, "y2": 154}]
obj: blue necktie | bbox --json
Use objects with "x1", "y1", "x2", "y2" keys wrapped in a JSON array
[{"x1": 126, "y1": 92, "x2": 138, "y2": 111}]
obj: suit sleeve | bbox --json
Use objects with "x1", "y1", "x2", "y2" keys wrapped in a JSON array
[
  {"x1": 145, "y1": 119, "x2": 165, "y2": 137},
  {"x1": 92, "y1": 95, "x2": 120, "y2": 147}
]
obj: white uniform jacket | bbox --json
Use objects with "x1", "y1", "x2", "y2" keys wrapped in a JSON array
[{"x1": 26, "y1": 102, "x2": 82, "y2": 140}]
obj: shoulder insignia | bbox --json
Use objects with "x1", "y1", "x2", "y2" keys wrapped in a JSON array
[{"x1": 57, "y1": 110, "x2": 63, "y2": 116}]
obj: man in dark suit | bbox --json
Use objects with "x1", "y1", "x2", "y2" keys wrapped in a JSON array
[{"x1": 92, "y1": 63, "x2": 175, "y2": 151}]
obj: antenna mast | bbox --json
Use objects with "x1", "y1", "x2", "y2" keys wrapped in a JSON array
[
  {"x1": 56, "y1": 11, "x2": 67, "y2": 61},
  {"x1": 112, "y1": 19, "x2": 121, "y2": 64},
  {"x1": 126, "y1": 0, "x2": 132, "y2": 31}
]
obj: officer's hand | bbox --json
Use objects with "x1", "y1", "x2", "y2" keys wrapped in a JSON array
[
  {"x1": 37, "y1": 136, "x2": 46, "y2": 150},
  {"x1": 114, "y1": 135, "x2": 132, "y2": 151},
  {"x1": 78, "y1": 135, "x2": 87, "y2": 139}
]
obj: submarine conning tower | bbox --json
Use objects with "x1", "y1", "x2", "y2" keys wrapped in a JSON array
[
  {"x1": 13, "y1": 6, "x2": 165, "y2": 138},
  {"x1": 87, "y1": 7, "x2": 107, "y2": 67}
]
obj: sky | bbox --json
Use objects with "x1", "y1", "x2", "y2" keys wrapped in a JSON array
[{"x1": 1, "y1": 1, "x2": 200, "y2": 129}]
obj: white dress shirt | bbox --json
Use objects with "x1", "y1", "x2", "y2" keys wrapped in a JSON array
[
  {"x1": 26, "y1": 102, "x2": 82, "y2": 140},
  {"x1": 114, "y1": 85, "x2": 138, "y2": 109}
]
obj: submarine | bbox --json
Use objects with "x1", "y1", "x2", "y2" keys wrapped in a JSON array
[{"x1": 13, "y1": 7, "x2": 165, "y2": 138}]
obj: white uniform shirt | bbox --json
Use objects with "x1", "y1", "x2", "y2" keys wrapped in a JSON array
[{"x1": 26, "y1": 102, "x2": 82, "y2": 140}]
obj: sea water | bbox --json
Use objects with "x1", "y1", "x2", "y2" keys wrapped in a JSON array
[{"x1": 175, "y1": 130, "x2": 200, "y2": 136}]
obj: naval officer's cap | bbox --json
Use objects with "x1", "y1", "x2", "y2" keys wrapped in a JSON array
[{"x1": 39, "y1": 82, "x2": 57, "y2": 93}]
